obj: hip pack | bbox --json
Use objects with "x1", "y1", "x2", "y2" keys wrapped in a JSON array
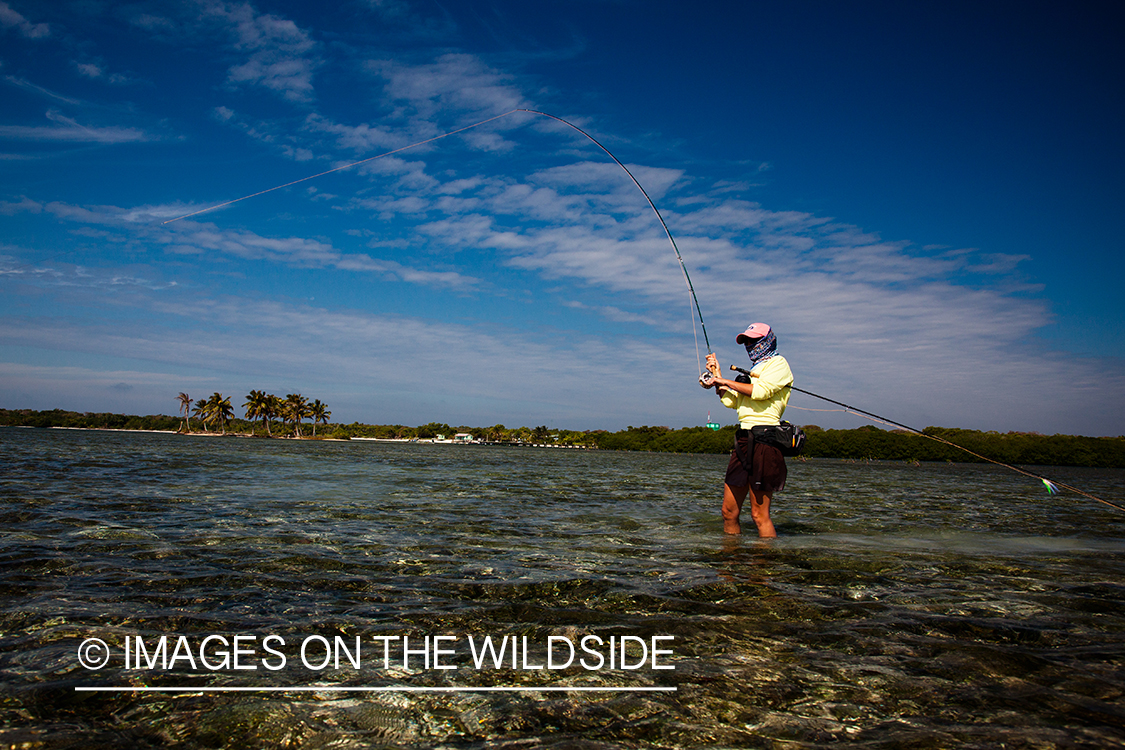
[{"x1": 749, "y1": 421, "x2": 806, "y2": 457}]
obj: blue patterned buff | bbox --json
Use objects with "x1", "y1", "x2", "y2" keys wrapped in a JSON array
[{"x1": 744, "y1": 330, "x2": 778, "y2": 366}]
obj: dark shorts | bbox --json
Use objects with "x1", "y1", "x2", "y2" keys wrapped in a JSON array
[{"x1": 725, "y1": 429, "x2": 787, "y2": 494}]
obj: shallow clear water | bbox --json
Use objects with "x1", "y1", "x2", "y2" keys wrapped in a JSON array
[{"x1": 2, "y1": 427, "x2": 1125, "y2": 748}]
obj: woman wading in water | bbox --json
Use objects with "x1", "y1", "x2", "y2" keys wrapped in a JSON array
[{"x1": 700, "y1": 323, "x2": 793, "y2": 537}]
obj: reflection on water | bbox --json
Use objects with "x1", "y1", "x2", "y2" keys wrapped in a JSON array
[{"x1": 2, "y1": 427, "x2": 1124, "y2": 747}]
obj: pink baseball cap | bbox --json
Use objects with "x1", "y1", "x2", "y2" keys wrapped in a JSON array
[{"x1": 736, "y1": 322, "x2": 771, "y2": 343}]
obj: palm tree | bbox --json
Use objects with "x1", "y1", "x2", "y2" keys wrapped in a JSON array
[
  {"x1": 244, "y1": 390, "x2": 275, "y2": 436},
  {"x1": 192, "y1": 397, "x2": 211, "y2": 432},
  {"x1": 282, "y1": 393, "x2": 309, "y2": 437},
  {"x1": 211, "y1": 393, "x2": 234, "y2": 435},
  {"x1": 308, "y1": 399, "x2": 331, "y2": 436},
  {"x1": 265, "y1": 394, "x2": 280, "y2": 434},
  {"x1": 176, "y1": 392, "x2": 192, "y2": 433}
]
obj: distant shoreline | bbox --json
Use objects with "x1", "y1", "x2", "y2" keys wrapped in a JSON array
[
  {"x1": 12, "y1": 426, "x2": 581, "y2": 448},
  {"x1": 44, "y1": 426, "x2": 181, "y2": 434},
  {"x1": 2, "y1": 409, "x2": 1123, "y2": 467},
  {"x1": 39, "y1": 426, "x2": 349, "y2": 440}
]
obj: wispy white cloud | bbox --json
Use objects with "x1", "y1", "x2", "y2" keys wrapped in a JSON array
[
  {"x1": 0, "y1": 196, "x2": 41, "y2": 214},
  {"x1": 208, "y1": 106, "x2": 315, "y2": 161},
  {"x1": 74, "y1": 60, "x2": 131, "y2": 85},
  {"x1": 124, "y1": 3, "x2": 323, "y2": 102},
  {"x1": 532, "y1": 161, "x2": 685, "y2": 204},
  {"x1": 964, "y1": 252, "x2": 1032, "y2": 275},
  {"x1": 0, "y1": 248, "x2": 178, "y2": 291},
  {"x1": 3, "y1": 75, "x2": 82, "y2": 105},
  {"x1": 0, "y1": 1, "x2": 48, "y2": 38},
  {"x1": 245, "y1": 53, "x2": 528, "y2": 160},
  {"x1": 303, "y1": 114, "x2": 404, "y2": 154},
  {"x1": 29, "y1": 200, "x2": 480, "y2": 290},
  {"x1": 365, "y1": 53, "x2": 526, "y2": 122},
  {"x1": 205, "y1": 47, "x2": 531, "y2": 174},
  {"x1": 0, "y1": 110, "x2": 154, "y2": 143},
  {"x1": 562, "y1": 299, "x2": 650, "y2": 324},
  {"x1": 203, "y1": 0, "x2": 321, "y2": 102}
]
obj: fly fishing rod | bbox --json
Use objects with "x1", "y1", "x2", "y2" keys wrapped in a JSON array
[
  {"x1": 727, "y1": 364, "x2": 1124, "y2": 513},
  {"x1": 160, "y1": 109, "x2": 1117, "y2": 511},
  {"x1": 514, "y1": 110, "x2": 711, "y2": 355}
]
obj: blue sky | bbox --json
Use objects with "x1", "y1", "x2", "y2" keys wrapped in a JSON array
[{"x1": 1, "y1": 0, "x2": 1122, "y2": 435}]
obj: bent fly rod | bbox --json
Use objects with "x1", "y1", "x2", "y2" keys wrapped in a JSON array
[
  {"x1": 162, "y1": 108, "x2": 713, "y2": 363},
  {"x1": 729, "y1": 364, "x2": 1124, "y2": 514},
  {"x1": 161, "y1": 108, "x2": 1116, "y2": 512}
]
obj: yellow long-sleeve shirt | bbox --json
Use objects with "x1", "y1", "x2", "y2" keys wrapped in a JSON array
[{"x1": 719, "y1": 355, "x2": 793, "y2": 428}]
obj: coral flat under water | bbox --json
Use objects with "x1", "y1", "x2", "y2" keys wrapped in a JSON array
[{"x1": 2, "y1": 427, "x2": 1124, "y2": 748}]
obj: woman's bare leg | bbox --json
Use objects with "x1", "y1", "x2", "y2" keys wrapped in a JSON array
[
  {"x1": 721, "y1": 483, "x2": 748, "y2": 534},
  {"x1": 747, "y1": 487, "x2": 776, "y2": 538}
]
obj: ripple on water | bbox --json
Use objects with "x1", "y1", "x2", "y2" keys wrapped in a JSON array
[{"x1": 2, "y1": 428, "x2": 1124, "y2": 748}]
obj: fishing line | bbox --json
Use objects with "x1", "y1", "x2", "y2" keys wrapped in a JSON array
[
  {"x1": 161, "y1": 108, "x2": 712, "y2": 370},
  {"x1": 688, "y1": 286, "x2": 703, "y2": 375},
  {"x1": 161, "y1": 110, "x2": 519, "y2": 225},
  {"x1": 161, "y1": 109, "x2": 1116, "y2": 510},
  {"x1": 730, "y1": 364, "x2": 1124, "y2": 513}
]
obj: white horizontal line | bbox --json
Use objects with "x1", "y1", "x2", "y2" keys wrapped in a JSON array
[{"x1": 75, "y1": 685, "x2": 676, "y2": 693}]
